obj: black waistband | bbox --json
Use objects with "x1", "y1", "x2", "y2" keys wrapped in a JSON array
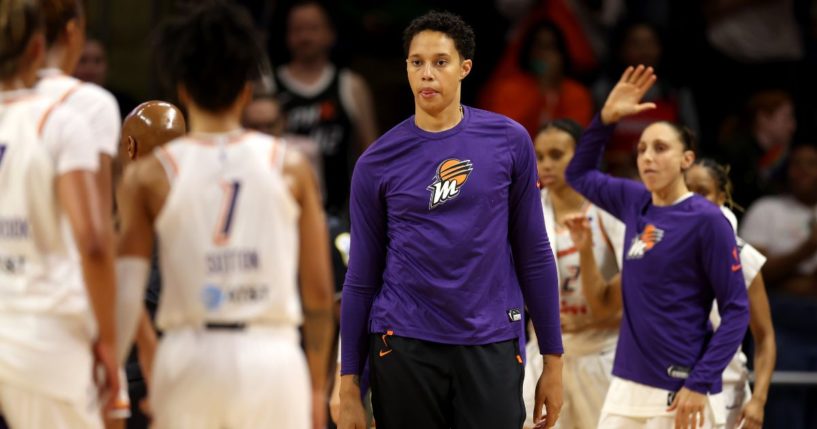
[{"x1": 204, "y1": 322, "x2": 246, "y2": 331}]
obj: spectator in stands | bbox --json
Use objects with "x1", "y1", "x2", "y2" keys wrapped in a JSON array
[
  {"x1": 479, "y1": 19, "x2": 594, "y2": 136},
  {"x1": 242, "y1": 95, "x2": 286, "y2": 137},
  {"x1": 73, "y1": 37, "x2": 138, "y2": 119},
  {"x1": 720, "y1": 90, "x2": 797, "y2": 208},
  {"x1": 740, "y1": 142, "x2": 817, "y2": 429},
  {"x1": 741, "y1": 143, "x2": 817, "y2": 295},
  {"x1": 273, "y1": 0, "x2": 378, "y2": 218}
]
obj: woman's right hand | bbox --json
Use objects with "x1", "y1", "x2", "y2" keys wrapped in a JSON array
[
  {"x1": 563, "y1": 214, "x2": 592, "y2": 252},
  {"x1": 338, "y1": 375, "x2": 367, "y2": 429},
  {"x1": 600, "y1": 65, "x2": 658, "y2": 125}
]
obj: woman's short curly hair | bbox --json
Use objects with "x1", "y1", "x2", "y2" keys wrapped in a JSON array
[{"x1": 402, "y1": 10, "x2": 475, "y2": 61}]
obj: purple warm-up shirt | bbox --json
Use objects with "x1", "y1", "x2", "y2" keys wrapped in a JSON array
[
  {"x1": 340, "y1": 106, "x2": 562, "y2": 376},
  {"x1": 566, "y1": 115, "x2": 749, "y2": 394}
]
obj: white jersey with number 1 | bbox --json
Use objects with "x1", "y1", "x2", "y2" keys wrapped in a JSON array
[
  {"x1": 152, "y1": 131, "x2": 301, "y2": 331},
  {"x1": 149, "y1": 131, "x2": 310, "y2": 429}
]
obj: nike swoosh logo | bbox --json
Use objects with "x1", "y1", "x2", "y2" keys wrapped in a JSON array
[
  {"x1": 379, "y1": 349, "x2": 392, "y2": 357},
  {"x1": 731, "y1": 264, "x2": 742, "y2": 272}
]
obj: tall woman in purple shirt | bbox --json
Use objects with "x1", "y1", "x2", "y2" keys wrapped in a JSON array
[
  {"x1": 566, "y1": 66, "x2": 749, "y2": 429},
  {"x1": 339, "y1": 11, "x2": 563, "y2": 429}
]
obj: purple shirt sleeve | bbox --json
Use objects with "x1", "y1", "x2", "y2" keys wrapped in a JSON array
[
  {"x1": 685, "y1": 215, "x2": 750, "y2": 393},
  {"x1": 507, "y1": 127, "x2": 563, "y2": 355},
  {"x1": 565, "y1": 115, "x2": 648, "y2": 219},
  {"x1": 340, "y1": 159, "x2": 386, "y2": 376}
]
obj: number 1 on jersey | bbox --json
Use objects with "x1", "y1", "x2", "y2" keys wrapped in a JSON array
[
  {"x1": 0, "y1": 144, "x2": 7, "y2": 168},
  {"x1": 214, "y1": 180, "x2": 241, "y2": 246}
]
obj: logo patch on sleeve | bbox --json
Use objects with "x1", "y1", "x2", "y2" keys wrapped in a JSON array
[{"x1": 507, "y1": 308, "x2": 522, "y2": 322}]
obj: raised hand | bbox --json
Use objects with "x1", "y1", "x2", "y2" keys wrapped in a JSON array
[
  {"x1": 563, "y1": 214, "x2": 592, "y2": 252},
  {"x1": 601, "y1": 65, "x2": 657, "y2": 125}
]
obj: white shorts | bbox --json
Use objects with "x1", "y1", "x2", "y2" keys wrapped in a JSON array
[
  {"x1": 0, "y1": 382, "x2": 102, "y2": 429},
  {"x1": 151, "y1": 326, "x2": 310, "y2": 429},
  {"x1": 598, "y1": 377, "x2": 725, "y2": 429},
  {"x1": 0, "y1": 312, "x2": 97, "y2": 404},
  {"x1": 0, "y1": 311, "x2": 103, "y2": 428},
  {"x1": 524, "y1": 330, "x2": 616, "y2": 429},
  {"x1": 721, "y1": 380, "x2": 750, "y2": 429}
]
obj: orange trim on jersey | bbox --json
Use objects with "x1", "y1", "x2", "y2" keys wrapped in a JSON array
[
  {"x1": 112, "y1": 398, "x2": 131, "y2": 409},
  {"x1": 188, "y1": 130, "x2": 251, "y2": 146},
  {"x1": 36, "y1": 82, "x2": 82, "y2": 136},
  {"x1": 156, "y1": 146, "x2": 179, "y2": 175},
  {"x1": 556, "y1": 247, "x2": 577, "y2": 259}
]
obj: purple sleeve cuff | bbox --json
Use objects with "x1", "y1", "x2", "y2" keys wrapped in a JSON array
[{"x1": 340, "y1": 284, "x2": 377, "y2": 375}]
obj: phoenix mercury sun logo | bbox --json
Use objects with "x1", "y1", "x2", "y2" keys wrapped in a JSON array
[
  {"x1": 626, "y1": 223, "x2": 665, "y2": 259},
  {"x1": 427, "y1": 158, "x2": 473, "y2": 209}
]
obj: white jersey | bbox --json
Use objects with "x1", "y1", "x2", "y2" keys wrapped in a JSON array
[
  {"x1": 36, "y1": 68, "x2": 120, "y2": 157},
  {"x1": 153, "y1": 131, "x2": 302, "y2": 331},
  {"x1": 0, "y1": 89, "x2": 100, "y2": 403},
  {"x1": 541, "y1": 190, "x2": 624, "y2": 355},
  {"x1": 712, "y1": 206, "x2": 767, "y2": 384},
  {"x1": 0, "y1": 90, "x2": 98, "y2": 315}
]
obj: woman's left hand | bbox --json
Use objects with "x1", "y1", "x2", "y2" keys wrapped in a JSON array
[
  {"x1": 667, "y1": 387, "x2": 707, "y2": 429},
  {"x1": 738, "y1": 397, "x2": 765, "y2": 429}
]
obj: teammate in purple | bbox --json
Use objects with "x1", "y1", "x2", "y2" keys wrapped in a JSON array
[
  {"x1": 338, "y1": 11, "x2": 563, "y2": 429},
  {"x1": 566, "y1": 65, "x2": 749, "y2": 429}
]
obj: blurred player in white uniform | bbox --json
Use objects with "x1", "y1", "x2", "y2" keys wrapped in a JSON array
[
  {"x1": 34, "y1": 2, "x2": 124, "y2": 425},
  {"x1": 116, "y1": 2, "x2": 334, "y2": 429},
  {"x1": 686, "y1": 160, "x2": 776, "y2": 429},
  {"x1": 36, "y1": 0, "x2": 120, "y2": 213},
  {"x1": 524, "y1": 119, "x2": 624, "y2": 429},
  {"x1": 0, "y1": 1, "x2": 118, "y2": 427}
]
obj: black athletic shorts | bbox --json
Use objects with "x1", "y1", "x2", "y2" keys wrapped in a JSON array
[{"x1": 369, "y1": 333, "x2": 525, "y2": 429}]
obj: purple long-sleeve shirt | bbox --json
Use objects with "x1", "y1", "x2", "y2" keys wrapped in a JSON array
[
  {"x1": 340, "y1": 106, "x2": 562, "y2": 376},
  {"x1": 566, "y1": 115, "x2": 749, "y2": 394}
]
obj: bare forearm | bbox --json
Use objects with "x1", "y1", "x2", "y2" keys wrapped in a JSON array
[
  {"x1": 747, "y1": 275, "x2": 776, "y2": 403},
  {"x1": 303, "y1": 307, "x2": 335, "y2": 392},
  {"x1": 751, "y1": 334, "x2": 776, "y2": 403},
  {"x1": 542, "y1": 353, "x2": 564, "y2": 375},
  {"x1": 577, "y1": 246, "x2": 611, "y2": 317},
  {"x1": 98, "y1": 155, "x2": 114, "y2": 215},
  {"x1": 339, "y1": 374, "x2": 363, "y2": 404},
  {"x1": 135, "y1": 310, "x2": 157, "y2": 357}
]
